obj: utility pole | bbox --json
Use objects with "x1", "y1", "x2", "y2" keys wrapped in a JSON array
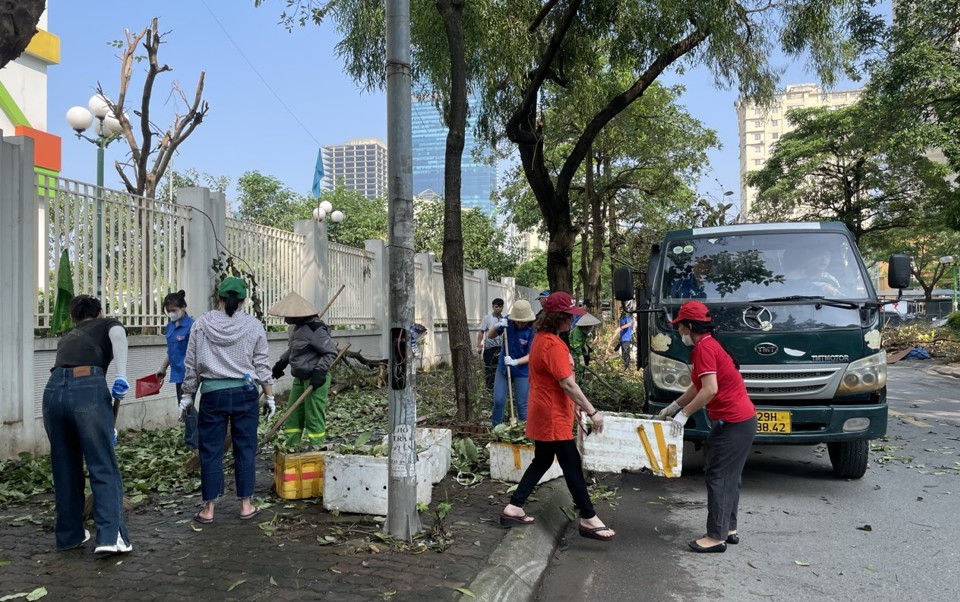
[{"x1": 384, "y1": 0, "x2": 421, "y2": 540}]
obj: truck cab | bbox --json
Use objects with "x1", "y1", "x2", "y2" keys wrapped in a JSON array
[{"x1": 622, "y1": 222, "x2": 910, "y2": 478}]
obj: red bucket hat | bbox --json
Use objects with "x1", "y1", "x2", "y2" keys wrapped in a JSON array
[
  {"x1": 542, "y1": 292, "x2": 586, "y2": 316},
  {"x1": 670, "y1": 300, "x2": 711, "y2": 324}
]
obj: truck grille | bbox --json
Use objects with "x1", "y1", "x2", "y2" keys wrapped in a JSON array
[{"x1": 740, "y1": 366, "x2": 842, "y2": 398}]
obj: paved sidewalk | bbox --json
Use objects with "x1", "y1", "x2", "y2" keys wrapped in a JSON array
[{"x1": 0, "y1": 455, "x2": 572, "y2": 602}]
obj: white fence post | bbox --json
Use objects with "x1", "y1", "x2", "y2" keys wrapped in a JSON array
[
  {"x1": 0, "y1": 133, "x2": 38, "y2": 456},
  {"x1": 365, "y1": 239, "x2": 391, "y2": 361},
  {"x1": 178, "y1": 187, "x2": 226, "y2": 314},
  {"x1": 294, "y1": 219, "x2": 328, "y2": 313}
]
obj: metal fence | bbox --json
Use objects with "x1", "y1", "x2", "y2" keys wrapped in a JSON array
[
  {"x1": 37, "y1": 176, "x2": 191, "y2": 333},
  {"x1": 328, "y1": 242, "x2": 375, "y2": 327},
  {"x1": 225, "y1": 218, "x2": 305, "y2": 329}
]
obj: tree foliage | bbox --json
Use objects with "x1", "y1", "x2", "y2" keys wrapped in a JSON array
[
  {"x1": 156, "y1": 168, "x2": 229, "y2": 203},
  {"x1": 320, "y1": 186, "x2": 388, "y2": 247},
  {"x1": 236, "y1": 170, "x2": 314, "y2": 231},
  {"x1": 746, "y1": 105, "x2": 958, "y2": 244},
  {"x1": 414, "y1": 199, "x2": 516, "y2": 279},
  {"x1": 866, "y1": 228, "x2": 960, "y2": 300}
]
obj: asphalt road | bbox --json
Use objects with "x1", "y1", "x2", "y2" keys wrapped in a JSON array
[{"x1": 536, "y1": 361, "x2": 960, "y2": 602}]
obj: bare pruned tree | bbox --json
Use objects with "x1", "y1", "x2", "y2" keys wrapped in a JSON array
[{"x1": 102, "y1": 17, "x2": 209, "y2": 199}]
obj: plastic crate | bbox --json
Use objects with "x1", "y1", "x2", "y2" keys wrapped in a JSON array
[{"x1": 274, "y1": 451, "x2": 325, "y2": 499}]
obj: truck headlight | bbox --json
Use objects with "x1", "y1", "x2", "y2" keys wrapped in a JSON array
[
  {"x1": 650, "y1": 352, "x2": 691, "y2": 393},
  {"x1": 837, "y1": 351, "x2": 887, "y2": 395}
]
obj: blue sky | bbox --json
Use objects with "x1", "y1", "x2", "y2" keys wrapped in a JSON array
[{"x1": 47, "y1": 1, "x2": 879, "y2": 211}]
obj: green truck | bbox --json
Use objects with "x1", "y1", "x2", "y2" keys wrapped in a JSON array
[{"x1": 615, "y1": 221, "x2": 911, "y2": 478}]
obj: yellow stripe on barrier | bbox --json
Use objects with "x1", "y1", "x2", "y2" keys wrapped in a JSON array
[
  {"x1": 637, "y1": 426, "x2": 661, "y2": 475},
  {"x1": 652, "y1": 422, "x2": 674, "y2": 478},
  {"x1": 512, "y1": 447, "x2": 522, "y2": 470}
]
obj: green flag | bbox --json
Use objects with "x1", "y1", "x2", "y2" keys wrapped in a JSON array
[{"x1": 50, "y1": 250, "x2": 74, "y2": 336}]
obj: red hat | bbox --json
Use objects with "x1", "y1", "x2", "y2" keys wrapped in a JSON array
[
  {"x1": 542, "y1": 291, "x2": 586, "y2": 316},
  {"x1": 670, "y1": 300, "x2": 711, "y2": 324}
]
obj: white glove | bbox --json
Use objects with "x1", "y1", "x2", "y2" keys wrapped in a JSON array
[
  {"x1": 498, "y1": 317, "x2": 509, "y2": 328},
  {"x1": 178, "y1": 394, "x2": 194, "y2": 422},
  {"x1": 670, "y1": 411, "x2": 689, "y2": 438},
  {"x1": 263, "y1": 395, "x2": 276, "y2": 420},
  {"x1": 658, "y1": 401, "x2": 681, "y2": 419},
  {"x1": 504, "y1": 356, "x2": 518, "y2": 367}
]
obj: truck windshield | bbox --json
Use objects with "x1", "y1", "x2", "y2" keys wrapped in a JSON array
[{"x1": 661, "y1": 232, "x2": 870, "y2": 302}]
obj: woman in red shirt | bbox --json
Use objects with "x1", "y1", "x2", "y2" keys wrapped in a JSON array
[
  {"x1": 499, "y1": 292, "x2": 615, "y2": 542},
  {"x1": 658, "y1": 300, "x2": 757, "y2": 553}
]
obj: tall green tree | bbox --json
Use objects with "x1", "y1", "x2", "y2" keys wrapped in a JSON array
[
  {"x1": 236, "y1": 170, "x2": 314, "y2": 231},
  {"x1": 866, "y1": 228, "x2": 960, "y2": 300},
  {"x1": 474, "y1": 0, "x2": 866, "y2": 292},
  {"x1": 156, "y1": 167, "x2": 229, "y2": 203},
  {"x1": 746, "y1": 105, "x2": 958, "y2": 244},
  {"x1": 320, "y1": 187, "x2": 388, "y2": 247}
]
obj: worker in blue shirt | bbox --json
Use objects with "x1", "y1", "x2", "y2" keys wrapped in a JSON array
[
  {"x1": 617, "y1": 303, "x2": 635, "y2": 370},
  {"x1": 157, "y1": 290, "x2": 198, "y2": 448}
]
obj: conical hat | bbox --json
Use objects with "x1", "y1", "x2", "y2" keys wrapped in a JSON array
[
  {"x1": 508, "y1": 300, "x2": 536, "y2": 322},
  {"x1": 576, "y1": 312, "x2": 601, "y2": 327},
  {"x1": 267, "y1": 291, "x2": 319, "y2": 317}
]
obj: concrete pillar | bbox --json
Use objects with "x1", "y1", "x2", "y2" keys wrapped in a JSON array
[
  {"x1": 294, "y1": 219, "x2": 328, "y2": 313},
  {"x1": 364, "y1": 239, "x2": 390, "y2": 360},
  {"x1": 0, "y1": 133, "x2": 38, "y2": 457},
  {"x1": 414, "y1": 252, "x2": 436, "y2": 368},
  {"x1": 178, "y1": 187, "x2": 226, "y2": 314}
]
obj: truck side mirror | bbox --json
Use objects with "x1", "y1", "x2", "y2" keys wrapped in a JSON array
[
  {"x1": 887, "y1": 254, "x2": 911, "y2": 290},
  {"x1": 613, "y1": 267, "x2": 634, "y2": 301}
]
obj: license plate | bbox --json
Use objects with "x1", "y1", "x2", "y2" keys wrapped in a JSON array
[{"x1": 756, "y1": 410, "x2": 791, "y2": 434}]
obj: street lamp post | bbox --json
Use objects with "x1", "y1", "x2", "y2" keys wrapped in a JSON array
[
  {"x1": 66, "y1": 94, "x2": 122, "y2": 299},
  {"x1": 313, "y1": 200, "x2": 345, "y2": 235}
]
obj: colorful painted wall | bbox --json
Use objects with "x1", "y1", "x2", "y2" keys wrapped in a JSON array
[{"x1": 0, "y1": 4, "x2": 61, "y2": 178}]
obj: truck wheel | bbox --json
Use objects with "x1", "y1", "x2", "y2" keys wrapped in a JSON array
[{"x1": 827, "y1": 440, "x2": 869, "y2": 479}]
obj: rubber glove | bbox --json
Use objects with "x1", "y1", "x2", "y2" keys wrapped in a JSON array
[
  {"x1": 179, "y1": 394, "x2": 194, "y2": 421},
  {"x1": 670, "y1": 411, "x2": 689, "y2": 438},
  {"x1": 263, "y1": 395, "x2": 276, "y2": 420},
  {"x1": 498, "y1": 318, "x2": 509, "y2": 328},
  {"x1": 272, "y1": 360, "x2": 287, "y2": 380},
  {"x1": 504, "y1": 356, "x2": 518, "y2": 367},
  {"x1": 310, "y1": 369, "x2": 327, "y2": 389},
  {"x1": 111, "y1": 376, "x2": 129, "y2": 400},
  {"x1": 658, "y1": 401, "x2": 681, "y2": 419}
]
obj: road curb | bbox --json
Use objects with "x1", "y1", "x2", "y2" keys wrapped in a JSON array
[{"x1": 457, "y1": 480, "x2": 570, "y2": 602}]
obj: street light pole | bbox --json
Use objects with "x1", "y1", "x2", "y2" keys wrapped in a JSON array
[{"x1": 66, "y1": 95, "x2": 122, "y2": 299}]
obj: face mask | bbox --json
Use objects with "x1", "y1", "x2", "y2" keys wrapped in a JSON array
[
  {"x1": 681, "y1": 334, "x2": 694, "y2": 347},
  {"x1": 167, "y1": 310, "x2": 182, "y2": 321}
]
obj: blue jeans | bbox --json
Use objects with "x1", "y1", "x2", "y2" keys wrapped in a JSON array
[
  {"x1": 43, "y1": 366, "x2": 130, "y2": 551},
  {"x1": 175, "y1": 383, "x2": 199, "y2": 448},
  {"x1": 197, "y1": 383, "x2": 260, "y2": 502},
  {"x1": 492, "y1": 367, "x2": 529, "y2": 427}
]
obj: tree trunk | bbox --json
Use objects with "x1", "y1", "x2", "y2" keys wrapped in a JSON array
[
  {"x1": 586, "y1": 150, "x2": 606, "y2": 310},
  {"x1": 436, "y1": 0, "x2": 475, "y2": 422},
  {"x1": 0, "y1": 0, "x2": 44, "y2": 70}
]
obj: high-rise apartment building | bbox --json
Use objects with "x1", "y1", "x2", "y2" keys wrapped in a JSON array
[
  {"x1": 412, "y1": 96, "x2": 498, "y2": 215},
  {"x1": 737, "y1": 84, "x2": 862, "y2": 219},
  {"x1": 321, "y1": 138, "x2": 388, "y2": 200}
]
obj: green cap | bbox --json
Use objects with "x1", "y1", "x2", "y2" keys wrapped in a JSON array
[{"x1": 218, "y1": 276, "x2": 247, "y2": 300}]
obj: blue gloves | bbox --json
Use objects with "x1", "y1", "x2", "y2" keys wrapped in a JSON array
[{"x1": 112, "y1": 376, "x2": 129, "y2": 400}]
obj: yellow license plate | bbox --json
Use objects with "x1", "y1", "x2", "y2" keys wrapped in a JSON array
[{"x1": 756, "y1": 410, "x2": 791, "y2": 434}]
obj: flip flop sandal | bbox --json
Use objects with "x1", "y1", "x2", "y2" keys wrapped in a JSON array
[
  {"x1": 239, "y1": 508, "x2": 261, "y2": 520},
  {"x1": 578, "y1": 526, "x2": 616, "y2": 541},
  {"x1": 193, "y1": 512, "x2": 214, "y2": 525},
  {"x1": 499, "y1": 513, "x2": 535, "y2": 527}
]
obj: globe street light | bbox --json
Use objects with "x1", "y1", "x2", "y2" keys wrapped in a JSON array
[{"x1": 65, "y1": 94, "x2": 123, "y2": 298}]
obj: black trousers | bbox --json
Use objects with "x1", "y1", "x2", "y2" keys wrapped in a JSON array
[
  {"x1": 704, "y1": 415, "x2": 757, "y2": 540},
  {"x1": 510, "y1": 439, "x2": 596, "y2": 519},
  {"x1": 482, "y1": 346, "x2": 501, "y2": 391}
]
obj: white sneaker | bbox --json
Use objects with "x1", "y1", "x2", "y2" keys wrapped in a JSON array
[{"x1": 94, "y1": 531, "x2": 133, "y2": 554}]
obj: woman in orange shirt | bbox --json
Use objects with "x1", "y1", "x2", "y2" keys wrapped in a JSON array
[{"x1": 499, "y1": 292, "x2": 615, "y2": 541}]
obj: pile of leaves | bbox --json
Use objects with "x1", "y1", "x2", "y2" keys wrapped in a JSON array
[{"x1": 883, "y1": 322, "x2": 960, "y2": 361}]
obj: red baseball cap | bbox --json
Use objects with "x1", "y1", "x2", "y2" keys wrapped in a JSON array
[
  {"x1": 542, "y1": 292, "x2": 586, "y2": 316},
  {"x1": 670, "y1": 300, "x2": 711, "y2": 324}
]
